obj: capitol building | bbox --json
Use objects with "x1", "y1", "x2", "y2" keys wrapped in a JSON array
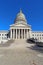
[{"x1": 0, "y1": 9, "x2": 43, "y2": 43}]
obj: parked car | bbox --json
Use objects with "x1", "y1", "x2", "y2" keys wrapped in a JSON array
[
  {"x1": 27, "y1": 38, "x2": 37, "y2": 43},
  {"x1": 36, "y1": 42, "x2": 43, "y2": 47}
]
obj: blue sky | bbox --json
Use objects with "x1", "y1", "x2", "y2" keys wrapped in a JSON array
[{"x1": 0, "y1": 0, "x2": 43, "y2": 31}]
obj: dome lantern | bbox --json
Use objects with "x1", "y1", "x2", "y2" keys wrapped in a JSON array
[{"x1": 20, "y1": 8, "x2": 22, "y2": 13}]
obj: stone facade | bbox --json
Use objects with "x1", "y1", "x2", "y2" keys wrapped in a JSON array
[
  {"x1": 32, "y1": 31, "x2": 43, "y2": 42},
  {"x1": 0, "y1": 31, "x2": 8, "y2": 43}
]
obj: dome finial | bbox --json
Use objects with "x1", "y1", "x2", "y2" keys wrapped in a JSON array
[{"x1": 20, "y1": 8, "x2": 22, "y2": 13}]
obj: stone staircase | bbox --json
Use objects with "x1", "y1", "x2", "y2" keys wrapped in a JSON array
[
  {"x1": 0, "y1": 39, "x2": 34, "y2": 48},
  {"x1": 14, "y1": 39, "x2": 26, "y2": 44},
  {"x1": 11, "y1": 39, "x2": 34, "y2": 48},
  {"x1": 9, "y1": 39, "x2": 27, "y2": 48}
]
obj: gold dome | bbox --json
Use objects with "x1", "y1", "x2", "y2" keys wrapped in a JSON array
[{"x1": 15, "y1": 9, "x2": 27, "y2": 24}]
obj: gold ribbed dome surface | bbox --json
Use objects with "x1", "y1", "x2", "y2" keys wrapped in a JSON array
[{"x1": 15, "y1": 9, "x2": 27, "y2": 24}]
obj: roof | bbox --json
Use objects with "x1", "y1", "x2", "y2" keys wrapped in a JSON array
[{"x1": 0, "y1": 30, "x2": 9, "y2": 33}]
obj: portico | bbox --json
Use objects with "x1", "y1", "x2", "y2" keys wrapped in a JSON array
[{"x1": 10, "y1": 29, "x2": 30, "y2": 39}]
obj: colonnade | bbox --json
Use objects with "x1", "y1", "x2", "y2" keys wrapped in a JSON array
[{"x1": 10, "y1": 29, "x2": 30, "y2": 39}]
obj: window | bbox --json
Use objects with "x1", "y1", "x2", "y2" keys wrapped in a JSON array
[
  {"x1": 2, "y1": 34, "x2": 4, "y2": 36},
  {"x1": 35, "y1": 34, "x2": 36, "y2": 36},
  {"x1": 40, "y1": 34, "x2": 41, "y2": 36},
  {"x1": 4, "y1": 37, "x2": 7, "y2": 39},
  {"x1": 32, "y1": 34, "x2": 34, "y2": 36},
  {"x1": 42, "y1": 34, "x2": 43, "y2": 36},
  {"x1": 40, "y1": 37, "x2": 41, "y2": 39},
  {"x1": 37, "y1": 34, "x2": 39, "y2": 36},
  {"x1": 2, "y1": 37, "x2": 3, "y2": 39},
  {"x1": 5, "y1": 34, "x2": 7, "y2": 36}
]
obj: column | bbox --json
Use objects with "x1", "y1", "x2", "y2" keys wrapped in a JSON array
[
  {"x1": 23, "y1": 29, "x2": 24, "y2": 39},
  {"x1": 24, "y1": 29, "x2": 25, "y2": 39},
  {"x1": 14, "y1": 29, "x2": 15, "y2": 39},
  {"x1": 19, "y1": 29, "x2": 20, "y2": 39},
  {"x1": 29, "y1": 29, "x2": 32, "y2": 38},
  {"x1": 12, "y1": 30, "x2": 14, "y2": 39},
  {"x1": 21, "y1": 29, "x2": 23, "y2": 39},
  {"x1": 10, "y1": 29, "x2": 12, "y2": 39},
  {"x1": 15, "y1": 29, "x2": 16, "y2": 39},
  {"x1": 22, "y1": 29, "x2": 23, "y2": 39},
  {"x1": 27, "y1": 29, "x2": 28, "y2": 39},
  {"x1": 12, "y1": 29, "x2": 13, "y2": 39},
  {"x1": 13, "y1": 29, "x2": 15, "y2": 39},
  {"x1": 25, "y1": 29, "x2": 26, "y2": 39},
  {"x1": 28, "y1": 29, "x2": 29, "y2": 39},
  {"x1": 16, "y1": 29, "x2": 17, "y2": 39}
]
